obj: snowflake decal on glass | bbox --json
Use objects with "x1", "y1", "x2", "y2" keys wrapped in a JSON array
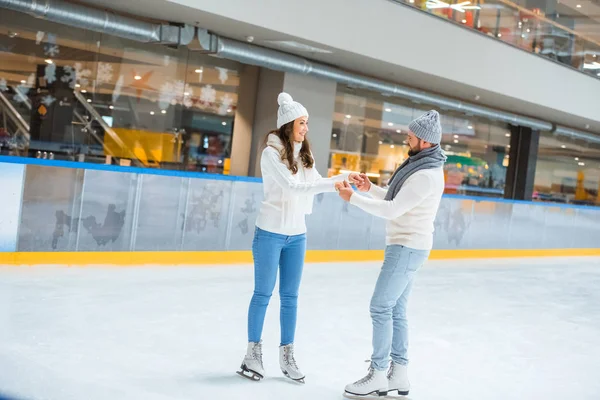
[
  {"x1": 200, "y1": 84, "x2": 216, "y2": 105},
  {"x1": 217, "y1": 93, "x2": 234, "y2": 116},
  {"x1": 158, "y1": 81, "x2": 176, "y2": 110},
  {"x1": 112, "y1": 74, "x2": 124, "y2": 103},
  {"x1": 96, "y1": 62, "x2": 113, "y2": 85},
  {"x1": 44, "y1": 34, "x2": 59, "y2": 57},
  {"x1": 0, "y1": 78, "x2": 7, "y2": 92},
  {"x1": 45, "y1": 63, "x2": 57, "y2": 84},
  {"x1": 216, "y1": 67, "x2": 229, "y2": 84},
  {"x1": 159, "y1": 80, "x2": 195, "y2": 109},
  {"x1": 14, "y1": 74, "x2": 34, "y2": 103},
  {"x1": 36, "y1": 31, "x2": 45, "y2": 45},
  {"x1": 41, "y1": 95, "x2": 56, "y2": 107},
  {"x1": 62, "y1": 62, "x2": 92, "y2": 89}
]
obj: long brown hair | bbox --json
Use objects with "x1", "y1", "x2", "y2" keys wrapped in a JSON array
[{"x1": 266, "y1": 120, "x2": 314, "y2": 174}]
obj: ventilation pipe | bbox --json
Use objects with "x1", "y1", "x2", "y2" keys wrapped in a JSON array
[
  {"x1": 0, "y1": 0, "x2": 195, "y2": 45},
  {"x1": 197, "y1": 30, "x2": 555, "y2": 131}
]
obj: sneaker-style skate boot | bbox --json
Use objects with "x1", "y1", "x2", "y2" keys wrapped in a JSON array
[
  {"x1": 279, "y1": 343, "x2": 305, "y2": 383},
  {"x1": 236, "y1": 341, "x2": 264, "y2": 381}
]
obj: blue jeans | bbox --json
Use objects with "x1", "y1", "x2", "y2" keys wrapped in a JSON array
[
  {"x1": 370, "y1": 245, "x2": 430, "y2": 371},
  {"x1": 248, "y1": 227, "x2": 306, "y2": 346}
]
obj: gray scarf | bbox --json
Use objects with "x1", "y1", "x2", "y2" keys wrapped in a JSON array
[{"x1": 384, "y1": 145, "x2": 447, "y2": 201}]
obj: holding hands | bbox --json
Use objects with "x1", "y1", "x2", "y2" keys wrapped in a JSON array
[{"x1": 335, "y1": 173, "x2": 372, "y2": 202}]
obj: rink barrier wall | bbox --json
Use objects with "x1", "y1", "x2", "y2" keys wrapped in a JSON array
[{"x1": 1, "y1": 156, "x2": 599, "y2": 265}]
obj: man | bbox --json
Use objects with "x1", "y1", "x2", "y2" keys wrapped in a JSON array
[{"x1": 337, "y1": 110, "x2": 446, "y2": 398}]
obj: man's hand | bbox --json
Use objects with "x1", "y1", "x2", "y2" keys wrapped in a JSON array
[
  {"x1": 350, "y1": 173, "x2": 371, "y2": 192},
  {"x1": 338, "y1": 181, "x2": 354, "y2": 202}
]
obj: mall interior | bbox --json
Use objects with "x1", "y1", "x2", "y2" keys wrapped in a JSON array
[{"x1": 0, "y1": 0, "x2": 599, "y2": 260}]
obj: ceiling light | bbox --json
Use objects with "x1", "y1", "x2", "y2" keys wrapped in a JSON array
[
  {"x1": 578, "y1": 162, "x2": 585, "y2": 166},
  {"x1": 195, "y1": 68, "x2": 203, "y2": 73},
  {"x1": 75, "y1": 84, "x2": 81, "y2": 88},
  {"x1": 183, "y1": 92, "x2": 189, "y2": 96},
  {"x1": 218, "y1": 160, "x2": 223, "y2": 164},
  {"x1": 454, "y1": 135, "x2": 459, "y2": 138},
  {"x1": 426, "y1": 0, "x2": 481, "y2": 12},
  {"x1": 227, "y1": 108, "x2": 232, "y2": 113},
  {"x1": 333, "y1": 134, "x2": 337, "y2": 138},
  {"x1": 390, "y1": 144, "x2": 395, "y2": 148},
  {"x1": 20, "y1": 80, "x2": 26, "y2": 84},
  {"x1": 505, "y1": 133, "x2": 511, "y2": 137},
  {"x1": 561, "y1": 145, "x2": 566, "y2": 149},
  {"x1": 467, "y1": 125, "x2": 473, "y2": 129},
  {"x1": 161, "y1": 110, "x2": 167, "y2": 114},
  {"x1": 222, "y1": 122, "x2": 227, "y2": 126},
  {"x1": 86, "y1": 99, "x2": 92, "y2": 103},
  {"x1": 409, "y1": 0, "x2": 414, "y2": 3},
  {"x1": 527, "y1": 28, "x2": 531, "y2": 33},
  {"x1": 461, "y1": 19, "x2": 467, "y2": 23},
  {"x1": 385, "y1": 108, "x2": 392, "y2": 112},
  {"x1": 81, "y1": 89, "x2": 87, "y2": 93},
  {"x1": 497, "y1": 33, "x2": 502, "y2": 37},
  {"x1": 345, "y1": 114, "x2": 351, "y2": 119},
  {"x1": 576, "y1": 4, "x2": 582, "y2": 7},
  {"x1": 150, "y1": 111, "x2": 155, "y2": 115},
  {"x1": 378, "y1": 141, "x2": 383, "y2": 144},
  {"x1": 454, "y1": 139, "x2": 459, "y2": 143},
  {"x1": 134, "y1": 75, "x2": 142, "y2": 80},
  {"x1": 388, "y1": 122, "x2": 394, "y2": 127},
  {"x1": 45, "y1": 59, "x2": 53, "y2": 64},
  {"x1": 575, "y1": 157, "x2": 579, "y2": 161},
  {"x1": 109, "y1": 105, "x2": 114, "y2": 110},
  {"x1": 396, "y1": 129, "x2": 401, "y2": 133}
]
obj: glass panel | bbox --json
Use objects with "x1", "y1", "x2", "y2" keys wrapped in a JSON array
[
  {"x1": 534, "y1": 131, "x2": 600, "y2": 206},
  {"x1": 330, "y1": 86, "x2": 511, "y2": 198},
  {"x1": 17, "y1": 165, "x2": 84, "y2": 251},
  {"x1": 0, "y1": 9, "x2": 243, "y2": 174},
  {"x1": 391, "y1": 0, "x2": 600, "y2": 80}
]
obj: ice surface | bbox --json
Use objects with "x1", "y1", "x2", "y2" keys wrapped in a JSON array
[{"x1": 1, "y1": 257, "x2": 599, "y2": 400}]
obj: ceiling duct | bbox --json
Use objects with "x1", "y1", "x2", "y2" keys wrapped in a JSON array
[{"x1": 0, "y1": 0, "x2": 195, "y2": 45}]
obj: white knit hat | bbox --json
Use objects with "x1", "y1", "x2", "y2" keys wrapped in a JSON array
[{"x1": 277, "y1": 92, "x2": 308, "y2": 129}]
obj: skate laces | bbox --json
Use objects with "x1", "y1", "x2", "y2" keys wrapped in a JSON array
[
  {"x1": 353, "y1": 362, "x2": 375, "y2": 386},
  {"x1": 252, "y1": 343, "x2": 263, "y2": 366},
  {"x1": 283, "y1": 345, "x2": 299, "y2": 369},
  {"x1": 387, "y1": 362, "x2": 395, "y2": 380}
]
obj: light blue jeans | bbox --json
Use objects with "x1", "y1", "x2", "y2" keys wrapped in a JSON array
[
  {"x1": 247, "y1": 227, "x2": 306, "y2": 346},
  {"x1": 370, "y1": 245, "x2": 430, "y2": 371}
]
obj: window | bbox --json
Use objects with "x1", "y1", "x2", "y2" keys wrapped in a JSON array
[
  {"x1": 534, "y1": 132, "x2": 600, "y2": 206},
  {"x1": 0, "y1": 9, "x2": 243, "y2": 174},
  {"x1": 329, "y1": 86, "x2": 511, "y2": 198}
]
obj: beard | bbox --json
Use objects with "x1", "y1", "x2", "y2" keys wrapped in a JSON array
[{"x1": 408, "y1": 144, "x2": 421, "y2": 157}]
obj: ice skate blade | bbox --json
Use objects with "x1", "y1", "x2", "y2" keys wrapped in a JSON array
[
  {"x1": 343, "y1": 390, "x2": 411, "y2": 399},
  {"x1": 343, "y1": 389, "x2": 388, "y2": 398},
  {"x1": 236, "y1": 364, "x2": 263, "y2": 382},
  {"x1": 282, "y1": 370, "x2": 305, "y2": 384}
]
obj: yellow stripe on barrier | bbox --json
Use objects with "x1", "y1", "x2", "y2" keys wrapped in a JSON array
[{"x1": 0, "y1": 248, "x2": 599, "y2": 266}]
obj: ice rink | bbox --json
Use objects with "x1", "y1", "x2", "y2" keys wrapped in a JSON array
[{"x1": 1, "y1": 257, "x2": 599, "y2": 400}]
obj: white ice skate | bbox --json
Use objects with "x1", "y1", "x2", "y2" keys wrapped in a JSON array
[
  {"x1": 387, "y1": 361, "x2": 410, "y2": 396},
  {"x1": 236, "y1": 341, "x2": 264, "y2": 381},
  {"x1": 279, "y1": 343, "x2": 305, "y2": 383},
  {"x1": 344, "y1": 363, "x2": 388, "y2": 397}
]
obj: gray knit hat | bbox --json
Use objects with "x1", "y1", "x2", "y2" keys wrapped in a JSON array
[
  {"x1": 408, "y1": 110, "x2": 442, "y2": 144},
  {"x1": 277, "y1": 92, "x2": 308, "y2": 129}
]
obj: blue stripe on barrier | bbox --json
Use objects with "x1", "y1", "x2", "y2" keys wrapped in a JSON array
[{"x1": 0, "y1": 155, "x2": 262, "y2": 183}]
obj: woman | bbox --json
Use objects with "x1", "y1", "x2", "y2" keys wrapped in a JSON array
[{"x1": 237, "y1": 92, "x2": 360, "y2": 383}]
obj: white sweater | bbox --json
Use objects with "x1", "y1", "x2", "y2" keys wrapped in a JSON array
[
  {"x1": 255, "y1": 135, "x2": 349, "y2": 236},
  {"x1": 349, "y1": 168, "x2": 445, "y2": 250}
]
